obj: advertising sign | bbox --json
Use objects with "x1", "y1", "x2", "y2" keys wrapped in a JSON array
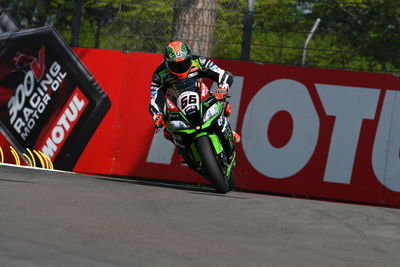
[{"x1": 0, "y1": 27, "x2": 110, "y2": 170}]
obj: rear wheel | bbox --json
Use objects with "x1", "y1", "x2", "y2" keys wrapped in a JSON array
[{"x1": 196, "y1": 136, "x2": 230, "y2": 194}]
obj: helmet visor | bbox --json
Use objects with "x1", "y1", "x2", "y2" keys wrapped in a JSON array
[{"x1": 167, "y1": 57, "x2": 192, "y2": 74}]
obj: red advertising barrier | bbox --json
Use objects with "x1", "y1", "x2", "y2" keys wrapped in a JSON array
[{"x1": 2, "y1": 46, "x2": 400, "y2": 207}]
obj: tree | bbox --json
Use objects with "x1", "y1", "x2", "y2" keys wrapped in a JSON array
[
  {"x1": 172, "y1": 0, "x2": 218, "y2": 57},
  {"x1": 2, "y1": 0, "x2": 74, "y2": 33},
  {"x1": 299, "y1": 0, "x2": 400, "y2": 71},
  {"x1": 3, "y1": 0, "x2": 399, "y2": 73}
]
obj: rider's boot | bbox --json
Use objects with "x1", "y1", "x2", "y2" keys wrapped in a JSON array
[
  {"x1": 163, "y1": 129, "x2": 190, "y2": 166},
  {"x1": 232, "y1": 131, "x2": 241, "y2": 143},
  {"x1": 179, "y1": 154, "x2": 188, "y2": 166},
  {"x1": 224, "y1": 102, "x2": 240, "y2": 144}
]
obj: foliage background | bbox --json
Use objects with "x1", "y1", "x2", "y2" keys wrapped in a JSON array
[{"x1": 2, "y1": 0, "x2": 399, "y2": 73}]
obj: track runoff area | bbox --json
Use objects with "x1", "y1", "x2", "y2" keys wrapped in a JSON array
[{"x1": 0, "y1": 163, "x2": 399, "y2": 267}]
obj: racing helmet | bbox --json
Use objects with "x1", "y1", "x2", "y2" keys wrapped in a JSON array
[{"x1": 164, "y1": 41, "x2": 192, "y2": 79}]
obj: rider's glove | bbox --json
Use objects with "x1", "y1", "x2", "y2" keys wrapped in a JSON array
[
  {"x1": 214, "y1": 82, "x2": 229, "y2": 101},
  {"x1": 153, "y1": 113, "x2": 165, "y2": 132}
]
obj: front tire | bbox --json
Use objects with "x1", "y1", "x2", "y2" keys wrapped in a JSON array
[{"x1": 196, "y1": 136, "x2": 230, "y2": 194}]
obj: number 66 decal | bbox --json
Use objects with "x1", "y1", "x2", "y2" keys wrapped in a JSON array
[{"x1": 177, "y1": 92, "x2": 199, "y2": 114}]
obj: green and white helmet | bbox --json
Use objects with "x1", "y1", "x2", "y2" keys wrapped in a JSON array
[{"x1": 164, "y1": 41, "x2": 192, "y2": 79}]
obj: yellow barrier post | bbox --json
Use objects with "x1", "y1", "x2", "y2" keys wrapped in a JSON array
[
  {"x1": 10, "y1": 146, "x2": 20, "y2": 165},
  {"x1": 22, "y1": 153, "x2": 33, "y2": 167},
  {"x1": 0, "y1": 146, "x2": 53, "y2": 169},
  {"x1": 38, "y1": 151, "x2": 53, "y2": 170},
  {"x1": 33, "y1": 150, "x2": 45, "y2": 168},
  {"x1": 38, "y1": 151, "x2": 49, "y2": 169},
  {"x1": 26, "y1": 148, "x2": 36, "y2": 167}
]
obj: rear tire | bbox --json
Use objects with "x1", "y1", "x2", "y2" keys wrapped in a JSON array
[
  {"x1": 229, "y1": 173, "x2": 236, "y2": 190},
  {"x1": 196, "y1": 136, "x2": 230, "y2": 194}
]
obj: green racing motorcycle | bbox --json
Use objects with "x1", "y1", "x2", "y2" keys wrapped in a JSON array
[{"x1": 164, "y1": 78, "x2": 236, "y2": 193}]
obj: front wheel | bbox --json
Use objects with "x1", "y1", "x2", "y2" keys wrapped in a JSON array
[{"x1": 196, "y1": 135, "x2": 230, "y2": 194}]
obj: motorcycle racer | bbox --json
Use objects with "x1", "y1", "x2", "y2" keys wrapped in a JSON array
[{"x1": 149, "y1": 40, "x2": 240, "y2": 143}]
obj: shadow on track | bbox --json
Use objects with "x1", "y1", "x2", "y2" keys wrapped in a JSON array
[
  {"x1": 0, "y1": 178, "x2": 35, "y2": 183},
  {"x1": 93, "y1": 176, "x2": 247, "y2": 199}
]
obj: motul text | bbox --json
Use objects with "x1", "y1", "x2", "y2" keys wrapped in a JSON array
[
  {"x1": 40, "y1": 89, "x2": 88, "y2": 159},
  {"x1": 147, "y1": 76, "x2": 400, "y2": 193}
]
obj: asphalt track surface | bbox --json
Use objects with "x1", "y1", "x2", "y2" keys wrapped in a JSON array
[{"x1": 0, "y1": 164, "x2": 400, "y2": 267}]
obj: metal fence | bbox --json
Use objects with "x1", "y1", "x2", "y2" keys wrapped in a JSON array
[{"x1": 2, "y1": 0, "x2": 399, "y2": 74}]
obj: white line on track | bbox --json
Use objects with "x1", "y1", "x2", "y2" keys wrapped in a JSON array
[{"x1": 0, "y1": 162, "x2": 76, "y2": 174}]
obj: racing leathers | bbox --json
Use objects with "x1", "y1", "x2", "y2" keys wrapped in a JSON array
[{"x1": 149, "y1": 55, "x2": 234, "y2": 127}]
